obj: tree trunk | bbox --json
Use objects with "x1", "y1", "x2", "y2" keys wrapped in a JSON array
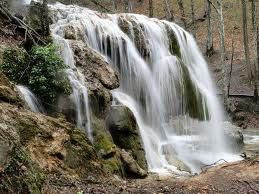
[
  {"x1": 164, "y1": 0, "x2": 172, "y2": 21},
  {"x1": 252, "y1": 0, "x2": 258, "y2": 101},
  {"x1": 217, "y1": 0, "x2": 227, "y2": 103},
  {"x1": 149, "y1": 0, "x2": 153, "y2": 17},
  {"x1": 123, "y1": 0, "x2": 129, "y2": 12},
  {"x1": 242, "y1": 0, "x2": 252, "y2": 80},
  {"x1": 206, "y1": 0, "x2": 213, "y2": 56},
  {"x1": 177, "y1": 0, "x2": 187, "y2": 28},
  {"x1": 191, "y1": 0, "x2": 196, "y2": 38},
  {"x1": 112, "y1": 0, "x2": 117, "y2": 12},
  {"x1": 256, "y1": 27, "x2": 259, "y2": 102}
]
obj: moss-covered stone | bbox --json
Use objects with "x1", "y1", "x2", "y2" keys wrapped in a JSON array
[
  {"x1": 0, "y1": 147, "x2": 46, "y2": 194},
  {"x1": 107, "y1": 106, "x2": 148, "y2": 171},
  {"x1": 165, "y1": 24, "x2": 181, "y2": 58},
  {"x1": 118, "y1": 17, "x2": 150, "y2": 61},
  {"x1": 91, "y1": 115, "x2": 115, "y2": 156},
  {"x1": 0, "y1": 72, "x2": 23, "y2": 105},
  {"x1": 101, "y1": 151, "x2": 124, "y2": 176},
  {"x1": 180, "y1": 61, "x2": 210, "y2": 121}
]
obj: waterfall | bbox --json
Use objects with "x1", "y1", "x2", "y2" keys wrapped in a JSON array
[
  {"x1": 17, "y1": 85, "x2": 45, "y2": 113},
  {"x1": 50, "y1": 26, "x2": 93, "y2": 142},
  {"x1": 21, "y1": 0, "x2": 32, "y2": 5},
  {"x1": 49, "y1": 3, "x2": 241, "y2": 173}
]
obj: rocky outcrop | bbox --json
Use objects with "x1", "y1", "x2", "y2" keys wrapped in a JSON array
[
  {"x1": 0, "y1": 74, "x2": 104, "y2": 193},
  {"x1": 69, "y1": 40, "x2": 119, "y2": 117},
  {"x1": 107, "y1": 105, "x2": 148, "y2": 172},
  {"x1": 0, "y1": 72, "x2": 22, "y2": 104}
]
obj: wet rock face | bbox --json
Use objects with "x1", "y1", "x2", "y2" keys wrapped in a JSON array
[
  {"x1": 69, "y1": 40, "x2": 119, "y2": 117},
  {"x1": 107, "y1": 105, "x2": 148, "y2": 171}
]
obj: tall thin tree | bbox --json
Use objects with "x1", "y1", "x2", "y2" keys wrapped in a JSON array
[
  {"x1": 206, "y1": 0, "x2": 213, "y2": 56},
  {"x1": 191, "y1": 0, "x2": 196, "y2": 38},
  {"x1": 252, "y1": 0, "x2": 258, "y2": 100},
  {"x1": 177, "y1": 0, "x2": 187, "y2": 28},
  {"x1": 164, "y1": 0, "x2": 172, "y2": 21},
  {"x1": 149, "y1": 0, "x2": 153, "y2": 17},
  {"x1": 242, "y1": 0, "x2": 252, "y2": 80}
]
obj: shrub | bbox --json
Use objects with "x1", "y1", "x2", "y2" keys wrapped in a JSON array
[
  {"x1": 0, "y1": 44, "x2": 71, "y2": 105},
  {"x1": 28, "y1": 44, "x2": 70, "y2": 104},
  {"x1": 1, "y1": 47, "x2": 29, "y2": 84}
]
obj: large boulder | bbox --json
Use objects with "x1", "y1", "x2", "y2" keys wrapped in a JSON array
[
  {"x1": 107, "y1": 105, "x2": 148, "y2": 171},
  {"x1": 0, "y1": 72, "x2": 21, "y2": 104},
  {"x1": 223, "y1": 122, "x2": 244, "y2": 152},
  {"x1": 120, "y1": 149, "x2": 147, "y2": 178}
]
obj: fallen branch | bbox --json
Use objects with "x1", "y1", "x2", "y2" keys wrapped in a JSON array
[
  {"x1": 89, "y1": 0, "x2": 111, "y2": 12},
  {"x1": 0, "y1": 3, "x2": 46, "y2": 45},
  {"x1": 201, "y1": 159, "x2": 228, "y2": 172}
]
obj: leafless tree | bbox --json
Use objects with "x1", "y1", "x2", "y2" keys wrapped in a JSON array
[
  {"x1": 242, "y1": 0, "x2": 252, "y2": 80},
  {"x1": 177, "y1": 0, "x2": 187, "y2": 28},
  {"x1": 164, "y1": 0, "x2": 172, "y2": 21},
  {"x1": 206, "y1": 0, "x2": 213, "y2": 56},
  {"x1": 252, "y1": 0, "x2": 258, "y2": 101},
  {"x1": 191, "y1": 0, "x2": 196, "y2": 38},
  {"x1": 149, "y1": 0, "x2": 153, "y2": 17}
]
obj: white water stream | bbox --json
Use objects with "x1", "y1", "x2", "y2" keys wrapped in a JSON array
[
  {"x1": 17, "y1": 85, "x2": 45, "y2": 113},
  {"x1": 49, "y1": 3, "x2": 241, "y2": 173}
]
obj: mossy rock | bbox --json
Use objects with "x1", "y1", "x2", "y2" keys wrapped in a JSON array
[
  {"x1": 180, "y1": 61, "x2": 210, "y2": 121},
  {"x1": 91, "y1": 115, "x2": 115, "y2": 156},
  {"x1": 0, "y1": 72, "x2": 23, "y2": 105},
  {"x1": 101, "y1": 151, "x2": 124, "y2": 176},
  {"x1": 0, "y1": 147, "x2": 46, "y2": 194},
  {"x1": 107, "y1": 106, "x2": 148, "y2": 171}
]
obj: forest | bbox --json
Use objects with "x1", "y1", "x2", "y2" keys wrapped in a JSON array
[{"x1": 0, "y1": 0, "x2": 258, "y2": 193}]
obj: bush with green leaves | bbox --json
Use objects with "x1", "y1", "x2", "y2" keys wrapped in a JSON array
[
  {"x1": 0, "y1": 47, "x2": 30, "y2": 84},
  {"x1": 0, "y1": 44, "x2": 71, "y2": 105}
]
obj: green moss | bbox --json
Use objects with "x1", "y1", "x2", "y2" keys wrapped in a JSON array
[
  {"x1": 0, "y1": 147, "x2": 45, "y2": 194},
  {"x1": 17, "y1": 118, "x2": 40, "y2": 146},
  {"x1": 91, "y1": 115, "x2": 114, "y2": 154},
  {"x1": 64, "y1": 127, "x2": 97, "y2": 174},
  {"x1": 102, "y1": 155, "x2": 124, "y2": 176},
  {"x1": 180, "y1": 61, "x2": 210, "y2": 121},
  {"x1": 166, "y1": 25, "x2": 181, "y2": 58}
]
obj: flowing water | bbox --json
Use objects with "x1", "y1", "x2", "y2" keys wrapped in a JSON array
[
  {"x1": 50, "y1": 26, "x2": 93, "y2": 142},
  {"x1": 49, "y1": 3, "x2": 241, "y2": 173},
  {"x1": 16, "y1": 85, "x2": 45, "y2": 113},
  {"x1": 243, "y1": 128, "x2": 259, "y2": 157}
]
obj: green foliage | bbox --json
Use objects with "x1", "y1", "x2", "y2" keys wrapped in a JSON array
[
  {"x1": 28, "y1": 45, "x2": 70, "y2": 104},
  {"x1": 0, "y1": 44, "x2": 71, "y2": 105},
  {"x1": 0, "y1": 47, "x2": 29, "y2": 84}
]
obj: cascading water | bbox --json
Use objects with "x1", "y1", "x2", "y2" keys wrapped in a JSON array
[
  {"x1": 50, "y1": 25, "x2": 93, "y2": 142},
  {"x1": 17, "y1": 85, "x2": 45, "y2": 113},
  {"x1": 49, "y1": 3, "x2": 241, "y2": 173}
]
